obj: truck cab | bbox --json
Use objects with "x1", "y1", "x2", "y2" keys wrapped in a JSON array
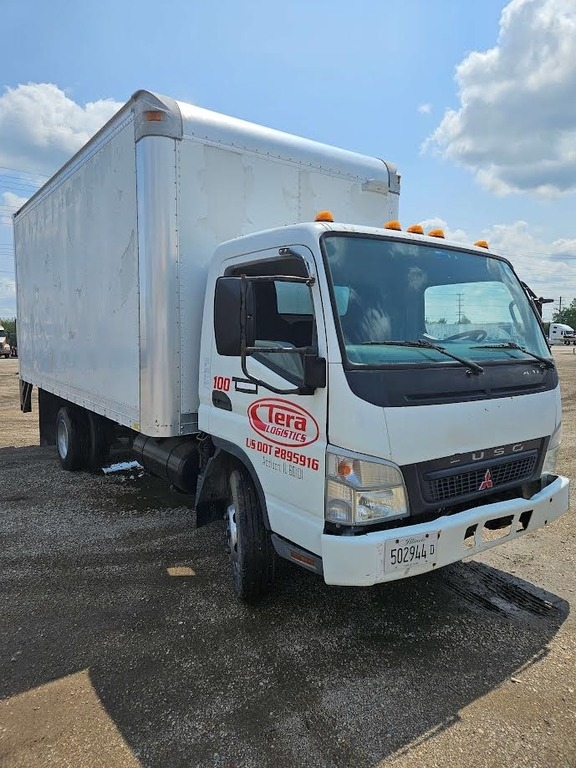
[
  {"x1": 200, "y1": 219, "x2": 568, "y2": 596},
  {"x1": 0, "y1": 326, "x2": 11, "y2": 358},
  {"x1": 549, "y1": 323, "x2": 575, "y2": 345}
]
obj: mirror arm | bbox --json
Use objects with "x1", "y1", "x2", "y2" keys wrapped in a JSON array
[{"x1": 240, "y1": 351, "x2": 303, "y2": 395}]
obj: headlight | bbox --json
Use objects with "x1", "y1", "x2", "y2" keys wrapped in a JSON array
[
  {"x1": 325, "y1": 450, "x2": 409, "y2": 525},
  {"x1": 542, "y1": 423, "x2": 562, "y2": 475}
]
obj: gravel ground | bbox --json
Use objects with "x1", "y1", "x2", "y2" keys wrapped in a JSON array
[{"x1": 0, "y1": 354, "x2": 575, "y2": 768}]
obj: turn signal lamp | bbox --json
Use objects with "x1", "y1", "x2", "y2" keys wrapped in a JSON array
[
  {"x1": 474, "y1": 240, "x2": 489, "y2": 249},
  {"x1": 315, "y1": 210, "x2": 334, "y2": 222},
  {"x1": 144, "y1": 110, "x2": 165, "y2": 122},
  {"x1": 406, "y1": 224, "x2": 424, "y2": 234},
  {"x1": 428, "y1": 229, "x2": 445, "y2": 239},
  {"x1": 337, "y1": 459, "x2": 354, "y2": 478},
  {"x1": 384, "y1": 220, "x2": 402, "y2": 231}
]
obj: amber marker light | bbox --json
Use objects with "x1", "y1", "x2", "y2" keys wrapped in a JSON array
[
  {"x1": 289, "y1": 550, "x2": 317, "y2": 568},
  {"x1": 338, "y1": 459, "x2": 354, "y2": 477},
  {"x1": 406, "y1": 224, "x2": 424, "y2": 234},
  {"x1": 384, "y1": 220, "x2": 402, "y2": 230},
  {"x1": 144, "y1": 110, "x2": 164, "y2": 122},
  {"x1": 474, "y1": 240, "x2": 489, "y2": 249},
  {"x1": 315, "y1": 210, "x2": 335, "y2": 222},
  {"x1": 428, "y1": 229, "x2": 445, "y2": 238}
]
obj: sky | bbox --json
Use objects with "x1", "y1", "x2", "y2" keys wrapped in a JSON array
[{"x1": 1, "y1": 0, "x2": 576, "y2": 321}]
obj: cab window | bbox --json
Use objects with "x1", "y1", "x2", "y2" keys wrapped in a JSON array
[{"x1": 228, "y1": 255, "x2": 315, "y2": 383}]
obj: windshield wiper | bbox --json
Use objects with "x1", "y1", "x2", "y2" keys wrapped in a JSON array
[
  {"x1": 360, "y1": 339, "x2": 484, "y2": 374},
  {"x1": 472, "y1": 341, "x2": 555, "y2": 369}
]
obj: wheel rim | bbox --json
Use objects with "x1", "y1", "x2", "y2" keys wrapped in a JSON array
[
  {"x1": 226, "y1": 502, "x2": 239, "y2": 565},
  {"x1": 57, "y1": 419, "x2": 69, "y2": 459}
]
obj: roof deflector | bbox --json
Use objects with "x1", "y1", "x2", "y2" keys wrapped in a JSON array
[{"x1": 132, "y1": 90, "x2": 183, "y2": 141}]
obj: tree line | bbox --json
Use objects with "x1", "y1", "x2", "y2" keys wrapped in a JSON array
[{"x1": 552, "y1": 299, "x2": 576, "y2": 329}]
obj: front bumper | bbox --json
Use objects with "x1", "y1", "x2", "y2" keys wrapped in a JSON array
[{"x1": 321, "y1": 474, "x2": 570, "y2": 586}]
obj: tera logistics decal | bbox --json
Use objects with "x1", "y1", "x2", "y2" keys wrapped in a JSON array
[
  {"x1": 246, "y1": 398, "x2": 320, "y2": 474},
  {"x1": 248, "y1": 398, "x2": 319, "y2": 447}
]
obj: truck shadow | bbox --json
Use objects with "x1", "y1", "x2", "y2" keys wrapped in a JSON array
[{"x1": 0, "y1": 457, "x2": 570, "y2": 768}]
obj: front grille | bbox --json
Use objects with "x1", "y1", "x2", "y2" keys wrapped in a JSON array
[{"x1": 422, "y1": 454, "x2": 538, "y2": 504}]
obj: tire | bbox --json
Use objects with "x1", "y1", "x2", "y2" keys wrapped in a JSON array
[
  {"x1": 86, "y1": 411, "x2": 110, "y2": 469},
  {"x1": 226, "y1": 467, "x2": 275, "y2": 602},
  {"x1": 55, "y1": 406, "x2": 87, "y2": 471}
]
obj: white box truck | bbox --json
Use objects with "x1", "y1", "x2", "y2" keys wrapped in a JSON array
[
  {"x1": 14, "y1": 90, "x2": 569, "y2": 601},
  {"x1": 549, "y1": 323, "x2": 576, "y2": 345}
]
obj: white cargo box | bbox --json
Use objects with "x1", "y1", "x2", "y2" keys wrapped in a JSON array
[{"x1": 14, "y1": 90, "x2": 400, "y2": 437}]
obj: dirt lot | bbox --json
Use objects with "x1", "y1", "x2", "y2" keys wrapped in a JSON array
[{"x1": 1, "y1": 353, "x2": 575, "y2": 768}]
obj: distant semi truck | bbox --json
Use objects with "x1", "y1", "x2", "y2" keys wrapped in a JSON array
[{"x1": 548, "y1": 323, "x2": 576, "y2": 345}]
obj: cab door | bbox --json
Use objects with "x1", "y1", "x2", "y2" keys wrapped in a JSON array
[{"x1": 208, "y1": 245, "x2": 328, "y2": 555}]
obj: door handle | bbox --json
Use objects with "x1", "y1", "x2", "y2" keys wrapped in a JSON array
[{"x1": 212, "y1": 390, "x2": 232, "y2": 411}]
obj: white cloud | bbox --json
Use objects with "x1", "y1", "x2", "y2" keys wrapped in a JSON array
[
  {"x1": 424, "y1": 0, "x2": 576, "y2": 196},
  {"x1": 0, "y1": 83, "x2": 123, "y2": 176},
  {"x1": 1, "y1": 191, "x2": 28, "y2": 225},
  {"x1": 0, "y1": 276, "x2": 16, "y2": 299},
  {"x1": 0, "y1": 282, "x2": 16, "y2": 318},
  {"x1": 462, "y1": 220, "x2": 576, "y2": 319},
  {"x1": 418, "y1": 103, "x2": 432, "y2": 115},
  {"x1": 0, "y1": 84, "x2": 123, "y2": 322},
  {"x1": 484, "y1": 221, "x2": 576, "y2": 302},
  {"x1": 406, "y1": 217, "x2": 576, "y2": 316},
  {"x1": 416, "y1": 217, "x2": 469, "y2": 244},
  {"x1": 2, "y1": 192, "x2": 27, "y2": 209}
]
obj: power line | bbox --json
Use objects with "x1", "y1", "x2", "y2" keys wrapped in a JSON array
[
  {"x1": 0, "y1": 167, "x2": 46, "y2": 212},
  {"x1": 0, "y1": 165, "x2": 49, "y2": 178}
]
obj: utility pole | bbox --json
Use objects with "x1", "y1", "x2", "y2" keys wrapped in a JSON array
[{"x1": 457, "y1": 293, "x2": 463, "y2": 324}]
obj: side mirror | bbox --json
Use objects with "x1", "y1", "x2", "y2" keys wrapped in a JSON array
[
  {"x1": 214, "y1": 277, "x2": 255, "y2": 356},
  {"x1": 303, "y1": 353, "x2": 326, "y2": 390}
]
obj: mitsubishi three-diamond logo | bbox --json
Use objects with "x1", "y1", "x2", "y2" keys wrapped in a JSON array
[{"x1": 478, "y1": 469, "x2": 493, "y2": 491}]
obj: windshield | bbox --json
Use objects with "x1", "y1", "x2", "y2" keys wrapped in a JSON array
[{"x1": 323, "y1": 234, "x2": 550, "y2": 366}]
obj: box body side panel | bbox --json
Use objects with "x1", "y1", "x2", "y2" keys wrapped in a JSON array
[
  {"x1": 176, "y1": 98, "x2": 400, "y2": 222},
  {"x1": 14, "y1": 118, "x2": 140, "y2": 426},
  {"x1": 177, "y1": 140, "x2": 302, "y2": 419}
]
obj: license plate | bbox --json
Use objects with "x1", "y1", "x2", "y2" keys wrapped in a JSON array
[{"x1": 384, "y1": 532, "x2": 439, "y2": 572}]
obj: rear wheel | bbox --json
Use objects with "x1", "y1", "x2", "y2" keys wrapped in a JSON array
[
  {"x1": 86, "y1": 411, "x2": 110, "y2": 469},
  {"x1": 55, "y1": 406, "x2": 87, "y2": 471},
  {"x1": 226, "y1": 467, "x2": 275, "y2": 602}
]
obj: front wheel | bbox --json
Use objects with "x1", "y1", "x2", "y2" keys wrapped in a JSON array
[{"x1": 226, "y1": 468, "x2": 275, "y2": 602}]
